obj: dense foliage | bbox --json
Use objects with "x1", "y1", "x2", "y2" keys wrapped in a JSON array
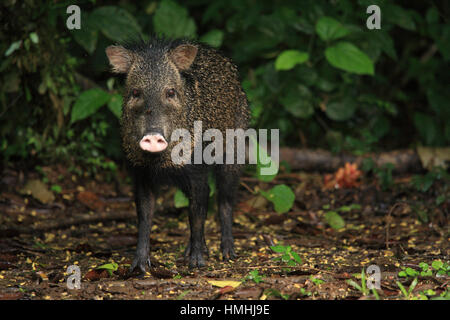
[{"x1": 1, "y1": 0, "x2": 449, "y2": 171}]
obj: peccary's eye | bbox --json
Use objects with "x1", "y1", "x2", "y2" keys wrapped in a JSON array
[
  {"x1": 131, "y1": 89, "x2": 141, "y2": 98},
  {"x1": 166, "y1": 88, "x2": 176, "y2": 99}
]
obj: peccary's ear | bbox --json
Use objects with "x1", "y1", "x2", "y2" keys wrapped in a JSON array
[
  {"x1": 169, "y1": 44, "x2": 198, "y2": 71},
  {"x1": 106, "y1": 46, "x2": 132, "y2": 73}
]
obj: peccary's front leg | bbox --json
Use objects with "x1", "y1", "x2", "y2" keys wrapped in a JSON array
[
  {"x1": 129, "y1": 171, "x2": 155, "y2": 274},
  {"x1": 184, "y1": 174, "x2": 209, "y2": 268},
  {"x1": 216, "y1": 165, "x2": 240, "y2": 260}
]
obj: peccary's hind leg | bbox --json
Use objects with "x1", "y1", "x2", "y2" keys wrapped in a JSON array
[
  {"x1": 129, "y1": 170, "x2": 155, "y2": 274},
  {"x1": 216, "y1": 165, "x2": 240, "y2": 261},
  {"x1": 184, "y1": 173, "x2": 209, "y2": 268}
]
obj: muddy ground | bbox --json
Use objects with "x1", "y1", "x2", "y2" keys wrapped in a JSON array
[{"x1": 0, "y1": 165, "x2": 448, "y2": 300}]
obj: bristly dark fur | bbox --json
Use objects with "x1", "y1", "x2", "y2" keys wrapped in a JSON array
[{"x1": 107, "y1": 35, "x2": 250, "y2": 272}]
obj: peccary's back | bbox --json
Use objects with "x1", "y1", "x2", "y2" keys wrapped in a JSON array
[{"x1": 187, "y1": 45, "x2": 250, "y2": 132}]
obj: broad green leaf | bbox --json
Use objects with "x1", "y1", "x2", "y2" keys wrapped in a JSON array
[
  {"x1": 71, "y1": 89, "x2": 111, "y2": 123},
  {"x1": 385, "y1": 4, "x2": 416, "y2": 31},
  {"x1": 91, "y1": 6, "x2": 142, "y2": 43},
  {"x1": 405, "y1": 267, "x2": 418, "y2": 277},
  {"x1": 291, "y1": 251, "x2": 302, "y2": 264},
  {"x1": 413, "y1": 112, "x2": 438, "y2": 145},
  {"x1": 107, "y1": 94, "x2": 123, "y2": 119},
  {"x1": 97, "y1": 262, "x2": 118, "y2": 276},
  {"x1": 275, "y1": 50, "x2": 309, "y2": 71},
  {"x1": 200, "y1": 29, "x2": 224, "y2": 48},
  {"x1": 316, "y1": 16, "x2": 349, "y2": 41},
  {"x1": 325, "y1": 41, "x2": 374, "y2": 75},
  {"x1": 153, "y1": 0, "x2": 196, "y2": 39},
  {"x1": 174, "y1": 189, "x2": 189, "y2": 208},
  {"x1": 279, "y1": 85, "x2": 314, "y2": 119},
  {"x1": 270, "y1": 245, "x2": 287, "y2": 253},
  {"x1": 426, "y1": 7, "x2": 439, "y2": 24},
  {"x1": 324, "y1": 211, "x2": 345, "y2": 230},
  {"x1": 432, "y1": 260, "x2": 443, "y2": 270},
  {"x1": 325, "y1": 99, "x2": 357, "y2": 121},
  {"x1": 72, "y1": 12, "x2": 98, "y2": 54},
  {"x1": 261, "y1": 184, "x2": 295, "y2": 214},
  {"x1": 371, "y1": 31, "x2": 397, "y2": 60},
  {"x1": 97, "y1": 262, "x2": 118, "y2": 271}
]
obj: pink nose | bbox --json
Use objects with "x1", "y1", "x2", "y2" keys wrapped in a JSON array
[{"x1": 139, "y1": 134, "x2": 168, "y2": 152}]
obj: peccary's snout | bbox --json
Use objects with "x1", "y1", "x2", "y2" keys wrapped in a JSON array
[{"x1": 139, "y1": 132, "x2": 168, "y2": 153}]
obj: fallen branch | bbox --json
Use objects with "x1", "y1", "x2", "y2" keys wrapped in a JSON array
[
  {"x1": 279, "y1": 148, "x2": 423, "y2": 174},
  {"x1": 0, "y1": 211, "x2": 136, "y2": 237}
]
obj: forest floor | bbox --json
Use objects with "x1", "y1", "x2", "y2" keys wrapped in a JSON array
[{"x1": 0, "y1": 164, "x2": 449, "y2": 300}]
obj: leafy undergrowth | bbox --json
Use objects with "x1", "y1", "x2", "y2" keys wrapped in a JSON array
[{"x1": 0, "y1": 165, "x2": 448, "y2": 300}]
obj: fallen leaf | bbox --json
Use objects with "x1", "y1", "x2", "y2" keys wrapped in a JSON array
[
  {"x1": 235, "y1": 287, "x2": 263, "y2": 299},
  {"x1": 417, "y1": 146, "x2": 450, "y2": 170},
  {"x1": 324, "y1": 162, "x2": 362, "y2": 189},
  {"x1": 0, "y1": 289, "x2": 23, "y2": 300},
  {"x1": 218, "y1": 286, "x2": 235, "y2": 295},
  {"x1": 77, "y1": 191, "x2": 106, "y2": 212},
  {"x1": 84, "y1": 269, "x2": 109, "y2": 281},
  {"x1": 207, "y1": 280, "x2": 241, "y2": 288},
  {"x1": 21, "y1": 179, "x2": 55, "y2": 204}
]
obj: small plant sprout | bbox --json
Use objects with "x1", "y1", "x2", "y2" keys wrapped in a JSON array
[
  {"x1": 347, "y1": 268, "x2": 380, "y2": 299},
  {"x1": 310, "y1": 276, "x2": 325, "y2": 286},
  {"x1": 96, "y1": 262, "x2": 119, "y2": 276},
  {"x1": 396, "y1": 277, "x2": 418, "y2": 300},
  {"x1": 243, "y1": 270, "x2": 264, "y2": 284},
  {"x1": 270, "y1": 245, "x2": 302, "y2": 266}
]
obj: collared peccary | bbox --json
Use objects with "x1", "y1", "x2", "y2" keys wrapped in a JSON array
[{"x1": 106, "y1": 38, "x2": 249, "y2": 272}]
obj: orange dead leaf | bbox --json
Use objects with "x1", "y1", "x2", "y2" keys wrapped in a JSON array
[
  {"x1": 324, "y1": 162, "x2": 362, "y2": 189},
  {"x1": 219, "y1": 286, "x2": 236, "y2": 295}
]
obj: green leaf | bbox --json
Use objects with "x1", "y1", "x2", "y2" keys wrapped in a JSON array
[
  {"x1": 50, "y1": 185, "x2": 62, "y2": 194},
  {"x1": 419, "y1": 262, "x2": 429, "y2": 271},
  {"x1": 153, "y1": 0, "x2": 197, "y2": 39},
  {"x1": 432, "y1": 260, "x2": 443, "y2": 271},
  {"x1": 261, "y1": 184, "x2": 295, "y2": 214},
  {"x1": 270, "y1": 245, "x2": 287, "y2": 253},
  {"x1": 408, "y1": 278, "x2": 418, "y2": 295},
  {"x1": 291, "y1": 251, "x2": 302, "y2": 264},
  {"x1": 385, "y1": 4, "x2": 416, "y2": 31},
  {"x1": 413, "y1": 112, "x2": 438, "y2": 145},
  {"x1": 200, "y1": 29, "x2": 224, "y2": 48},
  {"x1": 324, "y1": 211, "x2": 345, "y2": 230},
  {"x1": 397, "y1": 281, "x2": 408, "y2": 298},
  {"x1": 29, "y1": 32, "x2": 39, "y2": 44},
  {"x1": 91, "y1": 6, "x2": 142, "y2": 43},
  {"x1": 325, "y1": 98, "x2": 357, "y2": 121},
  {"x1": 5, "y1": 40, "x2": 22, "y2": 57},
  {"x1": 72, "y1": 12, "x2": 98, "y2": 54},
  {"x1": 279, "y1": 85, "x2": 314, "y2": 119},
  {"x1": 274, "y1": 50, "x2": 309, "y2": 71},
  {"x1": 107, "y1": 94, "x2": 123, "y2": 119},
  {"x1": 325, "y1": 41, "x2": 374, "y2": 75},
  {"x1": 97, "y1": 262, "x2": 118, "y2": 271},
  {"x1": 315, "y1": 16, "x2": 349, "y2": 41},
  {"x1": 281, "y1": 253, "x2": 290, "y2": 262},
  {"x1": 405, "y1": 267, "x2": 418, "y2": 277},
  {"x1": 174, "y1": 189, "x2": 189, "y2": 208},
  {"x1": 70, "y1": 89, "x2": 111, "y2": 123},
  {"x1": 371, "y1": 31, "x2": 397, "y2": 60}
]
